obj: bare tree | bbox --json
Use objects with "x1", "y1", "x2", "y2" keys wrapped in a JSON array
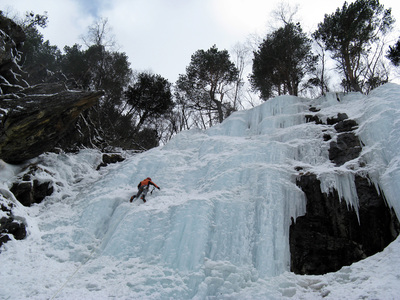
[
  {"x1": 230, "y1": 42, "x2": 252, "y2": 110},
  {"x1": 310, "y1": 40, "x2": 331, "y2": 97},
  {"x1": 362, "y1": 36, "x2": 390, "y2": 93},
  {"x1": 269, "y1": 1, "x2": 300, "y2": 29},
  {"x1": 81, "y1": 17, "x2": 116, "y2": 50}
]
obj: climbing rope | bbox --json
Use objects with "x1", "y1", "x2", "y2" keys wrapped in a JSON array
[{"x1": 50, "y1": 245, "x2": 98, "y2": 300}]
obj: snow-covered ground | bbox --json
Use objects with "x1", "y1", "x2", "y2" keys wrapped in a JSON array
[{"x1": 1, "y1": 83, "x2": 400, "y2": 299}]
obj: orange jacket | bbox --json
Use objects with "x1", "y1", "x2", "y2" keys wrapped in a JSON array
[{"x1": 138, "y1": 178, "x2": 159, "y2": 189}]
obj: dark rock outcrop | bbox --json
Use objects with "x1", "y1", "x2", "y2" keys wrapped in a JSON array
[
  {"x1": 10, "y1": 179, "x2": 53, "y2": 207},
  {"x1": 0, "y1": 216, "x2": 26, "y2": 247},
  {"x1": 329, "y1": 118, "x2": 361, "y2": 166},
  {"x1": 0, "y1": 14, "x2": 104, "y2": 163},
  {"x1": 96, "y1": 153, "x2": 125, "y2": 170},
  {"x1": 0, "y1": 87, "x2": 104, "y2": 164},
  {"x1": 55, "y1": 107, "x2": 106, "y2": 153},
  {"x1": 326, "y1": 112, "x2": 348, "y2": 125},
  {"x1": 290, "y1": 112, "x2": 400, "y2": 275},
  {"x1": 305, "y1": 114, "x2": 323, "y2": 124},
  {"x1": 8, "y1": 163, "x2": 54, "y2": 206},
  {"x1": 0, "y1": 15, "x2": 109, "y2": 249},
  {"x1": 290, "y1": 174, "x2": 399, "y2": 275},
  {"x1": 0, "y1": 195, "x2": 27, "y2": 249}
]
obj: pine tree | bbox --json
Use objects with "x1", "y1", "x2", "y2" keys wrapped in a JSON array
[
  {"x1": 387, "y1": 38, "x2": 400, "y2": 66},
  {"x1": 313, "y1": 0, "x2": 394, "y2": 93},
  {"x1": 251, "y1": 23, "x2": 317, "y2": 100},
  {"x1": 176, "y1": 45, "x2": 239, "y2": 127}
]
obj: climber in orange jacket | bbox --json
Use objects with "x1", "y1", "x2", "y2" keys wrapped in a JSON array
[{"x1": 130, "y1": 177, "x2": 160, "y2": 203}]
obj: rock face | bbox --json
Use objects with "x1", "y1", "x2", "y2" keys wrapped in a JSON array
[
  {"x1": 0, "y1": 15, "x2": 104, "y2": 164},
  {"x1": 0, "y1": 15, "x2": 118, "y2": 248},
  {"x1": 0, "y1": 87, "x2": 104, "y2": 164},
  {"x1": 291, "y1": 174, "x2": 399, "y2": 275},
  {"x1": 290, "y1": 112, "x2": 400, "y2": 275},
  {"x1": 328, "y1": 117, "x2": 361, "y2": 166}
]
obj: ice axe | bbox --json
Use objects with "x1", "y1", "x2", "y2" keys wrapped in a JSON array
[{"x1": 150, "y1": 186, "x2": 156, "y2": 195}]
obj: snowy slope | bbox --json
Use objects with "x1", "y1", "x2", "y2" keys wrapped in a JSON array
[{"x1": 1, "y1": 84, "x2": 400, "y2": 299}]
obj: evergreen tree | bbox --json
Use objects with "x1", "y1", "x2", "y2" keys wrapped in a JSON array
[
  {"x1": 251, "y1": 22, "x2": 317, "y2": 100},
  {"x1": 61, "y1": 44, "x2": 90, "y2": 88},
  {"x1": 19, "y1": 12, "x2": 62, "y2": 84},
  {"x1": 125, "y1": 72, "x2": 174, "y2": 129},
  {"x1": 387, "y1": 38, "x2": 400, "y2": 66},
  {"x1": 176, "y1": 45, "x2": 238, "y2": 127},
  {"x1": 313, "y1": 0, "x2": 394, "y2": 93},
  {"x1": 59, "y1": 21, "x2": 134, "y2": 150}
]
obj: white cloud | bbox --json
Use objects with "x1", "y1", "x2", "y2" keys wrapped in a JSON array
[
  {"x1": 209, "y1": 0, "x2": 275, "y2": 37},
  {"x1": 2, "y1": 0, "x2": 94, "y2": 48},
  {"x1": 104, "y1": 0, "x2": 228, "y2": 81},
  {"x1": 2, "y1": 0, "x2": 400, "y2": 83}
]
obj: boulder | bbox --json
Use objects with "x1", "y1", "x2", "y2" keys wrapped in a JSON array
[
  {"x1": 96, "y1": 153, "x2": 125, "y2": 170},
  {"x1": 10, "y1": 180, "x2": 53, "y2": 207},
  {"x1": 9, "y1": 163, "x2": 55, "y2": 206},
  {"x1": 0, "y1": 196, "x2": 27, "y2": 249},
  {"x1": 0, "y1": 217, "x2": 26, "y2": 245}
]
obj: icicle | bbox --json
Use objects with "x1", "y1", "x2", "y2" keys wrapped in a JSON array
[{"x1": 319, "y1": 171, "x2": 360, "y2": 222}]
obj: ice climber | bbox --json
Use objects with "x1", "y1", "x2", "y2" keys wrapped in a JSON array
[{"x1": 130, "y1": 177, "x2": 160, "y2": 203}]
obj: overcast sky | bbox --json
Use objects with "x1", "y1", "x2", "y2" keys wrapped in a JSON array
[{"x1": 3, "y1": 0, "x2": 400, "y2": 84}]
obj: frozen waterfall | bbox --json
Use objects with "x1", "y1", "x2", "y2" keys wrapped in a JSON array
[{"x1": 1, "y1": 84, "x2": 400, "y2": 299}]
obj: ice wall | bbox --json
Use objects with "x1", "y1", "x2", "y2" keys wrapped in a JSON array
[
  {"x1": 2, "y1": 84, "x2": 400, "y2": 299},
  {"x1": 356, "y1": 84, "x2": 400, "y2": 218},
  {"x1": 72, "y1": 88, "x2": 396, "y2": 298},
  {"x1": 61, "y1": 94, "x2": 354, "y2": 298}
]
